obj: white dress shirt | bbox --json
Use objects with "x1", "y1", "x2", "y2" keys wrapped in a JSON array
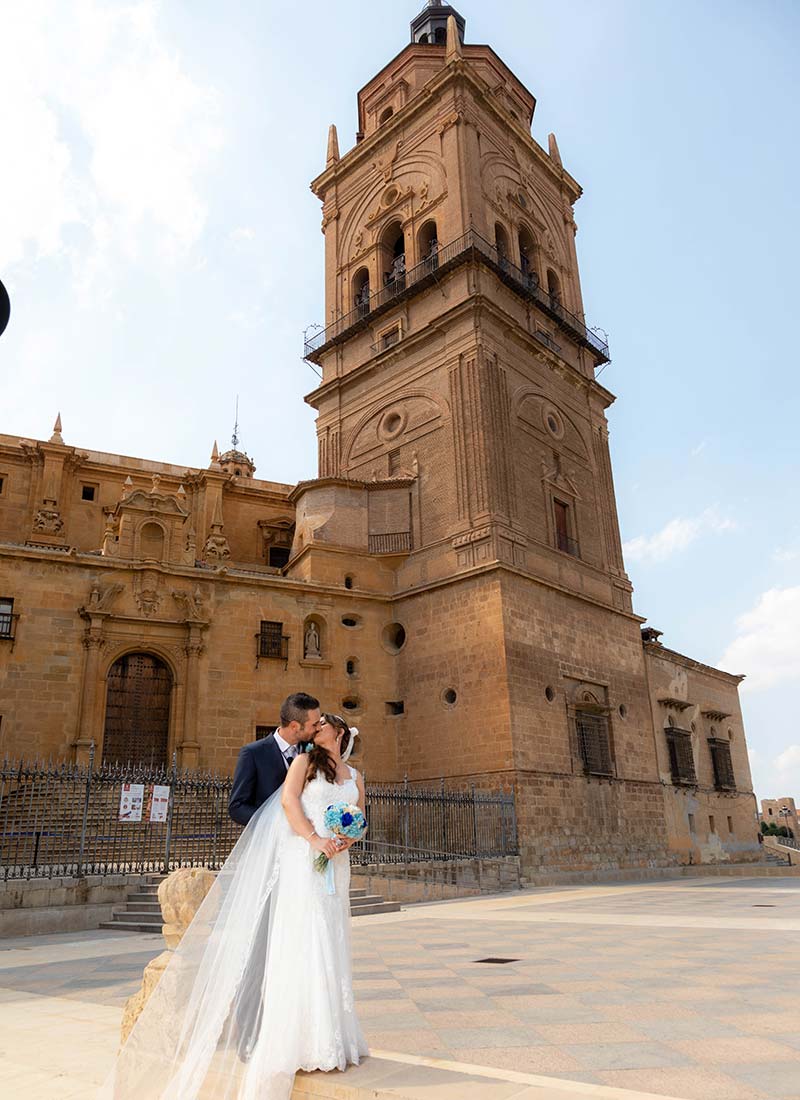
[{"x1": 273, "y1": 729, "x2": 297, "y2": 769}]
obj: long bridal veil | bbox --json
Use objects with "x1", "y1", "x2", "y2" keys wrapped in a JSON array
[{"x1": 98, "y1": 789, "x2": 293, "y2": 1100}]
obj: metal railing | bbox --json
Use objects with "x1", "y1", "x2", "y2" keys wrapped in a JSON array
[
  {"x1": 556, "y1": 531, "x2": 580, "y2": 558},
  {"x1": 303, "y1": 228, "x2": 609, "y2": 363},
  {"x1": 368, "y1": 531, "x2": 412, "y2": 554},
  {"x1": 0, "y1": 751, "x2": 517, "y2": 881}
]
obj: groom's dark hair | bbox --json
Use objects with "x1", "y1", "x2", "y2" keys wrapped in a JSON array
[{"x1": 280, "y1": 692, "x2": 320, "y2": 727}]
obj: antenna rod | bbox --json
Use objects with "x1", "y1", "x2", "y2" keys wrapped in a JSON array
[{"x1": 232, "y1": 395, "x2": 240, "y2": 449}]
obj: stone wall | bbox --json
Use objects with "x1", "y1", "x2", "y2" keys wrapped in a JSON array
[{"x1": 0, "y1": 873, "x2": 148, "y2": 937}]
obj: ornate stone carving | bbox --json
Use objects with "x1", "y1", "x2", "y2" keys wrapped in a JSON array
[
  {"x1": 133, "y1": 571, "x2": 163, "y2": 617},
  {"x1": 84, "y1": 581, "x2": 124, "y2": 614},
  {"x1": 203, "y1": 532, "x2": 230, "y2": 563},
  {"x1": 33, "y1": 507, "x2": 64, "y2": 534},
  {"x1": 172, "y1": 586, "x2": 206, "y2": 621}
]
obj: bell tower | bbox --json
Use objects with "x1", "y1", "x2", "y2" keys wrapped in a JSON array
[{"x1": 305, "y1": 3, "x2": 630, "y2": 612}]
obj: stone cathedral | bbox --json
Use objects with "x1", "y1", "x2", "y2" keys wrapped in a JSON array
[{"x1": 0, "y1": 4, "x2": 759, "y2": 872}]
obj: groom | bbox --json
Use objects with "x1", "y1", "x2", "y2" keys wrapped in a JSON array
[{"x1": 229, "y1": 691, "x2": 321, "y2": 826}]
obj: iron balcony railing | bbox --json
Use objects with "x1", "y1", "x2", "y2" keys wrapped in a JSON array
[
  {"x1": 0, "y1": 751, "x2": 517, "y2": 880},
  {"x1": 556, "y1": 531, "x2": 580, "y2": 558},
  {"x1": 303, "y1": 228, "x2": 610, "y2": 363},
  {"x1": 368, "y1": 531, "x2": 412, "y2": 554}
]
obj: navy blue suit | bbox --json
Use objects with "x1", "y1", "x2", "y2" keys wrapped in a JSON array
[{"x1": 229, "y1": 734, "x2": 297, "y2": 826}]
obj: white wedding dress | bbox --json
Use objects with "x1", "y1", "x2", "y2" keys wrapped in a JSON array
[{"x1": 99, "y1": 766, "x2": 368, "y2": 1100}]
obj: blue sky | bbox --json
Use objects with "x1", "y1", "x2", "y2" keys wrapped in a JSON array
[{"x1": 1, "y1": 1, "x2": 798, "y2": 798}]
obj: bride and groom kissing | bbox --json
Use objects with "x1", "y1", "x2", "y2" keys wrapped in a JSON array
[{"x1": 101, "y1": 692, "x2": 369, "y2": 1100}]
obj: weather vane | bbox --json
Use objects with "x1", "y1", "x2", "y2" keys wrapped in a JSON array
[{"x1": 231, "y1": 395, "x2": 240, "y2": 449}]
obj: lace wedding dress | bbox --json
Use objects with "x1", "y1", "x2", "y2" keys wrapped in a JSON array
[{"x1": 99, "y1": 767, "x2": 368, "y2": 1100}]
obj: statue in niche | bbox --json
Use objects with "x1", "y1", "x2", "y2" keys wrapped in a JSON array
[{"x1": 304, "y1": 621, "x2": 321, "y2": 660}]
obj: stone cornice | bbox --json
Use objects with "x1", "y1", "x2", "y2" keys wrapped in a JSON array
[{"x1": 643, "y1": 640, "x2": 745, "y2": 687}]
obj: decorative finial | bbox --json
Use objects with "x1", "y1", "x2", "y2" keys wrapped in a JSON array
[
  {"x1": 445, "y1": 13, "x2": 462, "y2": 61},
  {"x1": 548, "y1": 133, "x2": 562, "y2": 167},
  {"x1": 49, "y1": 412, "x2": 64, "y2": 444},
  {"x1": 326, "y1": 124, "x2": 340, "y2": 166},
  {"x1": 211, "y1": 440, "x2": 219, "y2": 462},
  {"x1": 231, "y1": 396, "x2": 240, "y2": 450}
]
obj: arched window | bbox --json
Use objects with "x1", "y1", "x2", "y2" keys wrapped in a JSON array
[
  {"x1": 353, "y1": 267, "x2": 370, "y2": 317},
  {"x1": 518, "y1": 225, "x2": 537, "y2": 285},
  {"x1": 495, "y1": 223, "x2": 510, "y2": 269},
  {"x1": 381, "y1": 221, "x2": 406, "y2": 297},
  {"x1": 547, "y1": 269, "x2": 562, "y2": 306},
  {"x1": 418, "y1": 32, "x2": 429, "y2": 44},
  {"x1": 140, "y1": 521, "x2": 164, "y2": 561},
  {"x1": 434, "y1": 26, "x2": 446, "y2": 44},
  {"x1": 379, "y1": 106, "x2": 394, "y2": 125},
  {"x1": 418, "y1": 220, "x2": 438, "y2": 273}
]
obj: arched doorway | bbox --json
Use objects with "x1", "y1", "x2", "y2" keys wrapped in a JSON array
[{"x1": 102, "y1": 653, "x2": 172, "y2": 766}]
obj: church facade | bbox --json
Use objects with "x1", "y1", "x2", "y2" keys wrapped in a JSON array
[{"x1": 0, "y1": 3, "x2": 760, "y2": 872}]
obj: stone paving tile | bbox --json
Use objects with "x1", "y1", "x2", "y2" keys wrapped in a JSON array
[
  {"x1": 532, "y1": 1021, "x2": 648, "y2": 1045},
  {"x1": 564, "y1": 1040, "x2": 691, "y2": 1071},
  {"x1": 595, "y1": 1066, "x2": 771, "y2": 1099},
  {"x1": 727, "y1": 1062, "x2": 800, "y2": 1097},
  {"x1": 668, "y1": 1035, "x2": 798, "y2": 1065},
  {"x1": 436, "y1": 1027, "x2": 547, "y2": 1050},
  {"x1": 447, "y1": 1045, "x2": 585, "y2": 1076}
]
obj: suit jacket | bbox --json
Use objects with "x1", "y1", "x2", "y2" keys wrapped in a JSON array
[{"x1": 229, "y1": 734, "x2": 297, "y2": 826}]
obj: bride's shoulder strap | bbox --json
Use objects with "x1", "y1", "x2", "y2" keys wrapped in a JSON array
[{"x1": 348, "y1": 765, "x2": 358, "y2": 780}]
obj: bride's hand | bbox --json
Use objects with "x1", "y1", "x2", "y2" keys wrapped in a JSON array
[
  {"x1": 310, "y1": 835, "x2": 338, "y2": 859},
  {"x1": 332, "y1": 836, "x2": 357, "y2": 853}
]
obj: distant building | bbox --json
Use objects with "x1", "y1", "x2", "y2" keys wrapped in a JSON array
[
  {"x1": 0, "y1": 3, "x2": 761, "y2": 872},
  {"x1": 761, "y1": 798, "x2": 798, "y2": 837}
]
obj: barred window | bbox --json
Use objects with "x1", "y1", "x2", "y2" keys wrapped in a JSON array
[
  {"x1": 258, "y1": 620, "x2": 285, "y2": 659},
  {"x1": 0, "y1": 597, "x2": 13, "y2": 638},
  {"x1": 576, "y1": 711, "x2": 613, "y2": 776},
  {"x1": 666, "y1": 728, "x2": 696, "y2": 785},
  {"x1": 255, "y1": 725, "x2": 277, "y2": 741},
  {"x1": 709, "y1": 738, "x2": 736, "y2": 790}
]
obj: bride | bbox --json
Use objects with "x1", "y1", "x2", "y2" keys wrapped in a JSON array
[{"x1": 100, "y1": 713, "x2": 369, "y2": 1100}]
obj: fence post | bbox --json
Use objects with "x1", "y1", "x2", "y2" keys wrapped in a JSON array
[
  {"x1": 471, "y1": 784, "x2": 479, "y2": 855},
  {"x1": 440, "y1": 777, "x2": 447, "y2": 854},
  {"x1": 77, "y1": 742, "x2": 94, "y2": 877},
  {"x1": 403, "y1": 774, "x2": 410, "y2": 855},
  {"x1": 163, "y1": 751, "x2": 178, "y2": 874}
]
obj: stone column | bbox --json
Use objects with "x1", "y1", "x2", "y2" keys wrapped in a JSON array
[
  {"x1": 74, "y1": 623, "x2": 105, "y2": 764},
  {"x1": 179, "y1": 625, "x2": 205, "y2": 769}
]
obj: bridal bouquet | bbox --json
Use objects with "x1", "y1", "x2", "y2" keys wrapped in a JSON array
[{"x1": 314, "y1": 802, "x2": 367, "y2": 893}]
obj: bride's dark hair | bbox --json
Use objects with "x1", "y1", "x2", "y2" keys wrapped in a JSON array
[{"x1": 304, "y1": 713, "x2": 349, "y2": 786}]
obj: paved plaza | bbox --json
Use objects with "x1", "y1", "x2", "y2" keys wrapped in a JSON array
[{"x1": 1, "y1": 877, "x2": 799, "y2": 1099}]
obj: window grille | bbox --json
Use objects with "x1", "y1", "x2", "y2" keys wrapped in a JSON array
[
  {"x1": 255, "y1": 621, "x2": 288, "y2": 667},
  {"x1": 708, "y1": 738, "x2": 736, "y2": 790},
  {"x1": 0, "y1": 598, "x2": 15, "y2": 641},
  {"x1": 576, "y1": 711, "x2": 613, "y2": 776},
  {"x1": 666, "y1": 728, "x2": 696, "y2": 785},
  {"x1": 255, "y1": 725, "x2": 277, "y2": 741}
]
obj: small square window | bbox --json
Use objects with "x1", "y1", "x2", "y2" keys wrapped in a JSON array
[
  {"x1": 385, "y1": 701, "x2": 405, "y2": 716},
  {"x1": 255, "y1": 725, "x2": 277, "y2": 741},
  {"x1": 0, "y1": 475, "x2": 5, "y2": 495},
  {"x1": 688, "y1": 813, "x2": 696, "y2": 833},
  {"x1": 709, "y1": 814, "x2": 716, "y2": 834},
  {"x1": 727, "y1": 816, "x2": 734, "y2": 835},
  {"x1": 268, "y1": 546, "x2": 290, "y2": 569},
  {"x1": 81, "y1": 485, "x2": 96, "y2": 502}
]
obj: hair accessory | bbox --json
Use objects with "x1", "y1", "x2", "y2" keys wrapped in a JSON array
[
  {"x1": 341, "y1": 726, "x2": 359, "y2": 763},
  {"x1": 304, "y1": 741, "x2": 314, "y2": 754}
]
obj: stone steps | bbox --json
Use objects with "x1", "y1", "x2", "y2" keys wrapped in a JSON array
[{"x1": 99, "y1": 879, "x2": 397, "y2": 933}]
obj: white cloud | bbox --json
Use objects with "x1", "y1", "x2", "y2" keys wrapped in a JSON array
[
  {"x1": 0, "y1": 1, "x2": 222, "y2": 285},
  {"x1": 623, "y1": 507, "x2": 736, "y2": 564},
  {"x1": 773, "y1": 545, "x2": 800, "y2": 563},
  {"x1": 229, "y1": 226, "x2": 257, "y2": 244},
  {"x1": 718, "y1": 586, "x2": 800, "y2": 691},
  {"x1": 691, "y1": 440, "x2": 708, "y2": 457}
]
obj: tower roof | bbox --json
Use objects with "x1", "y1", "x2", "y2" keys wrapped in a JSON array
[{"x1": 410, "y1": 1, "x2": 465, "y2": 45}]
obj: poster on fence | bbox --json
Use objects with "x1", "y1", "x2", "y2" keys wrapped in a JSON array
[
  {"x1": 149, "y1": 785, "x2": 171, "y2": 823},
  {"x1": 119, "y1": 783, "x2": 144, "y2": 822}
]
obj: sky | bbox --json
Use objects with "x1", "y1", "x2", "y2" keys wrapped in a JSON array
[{"x1": 1, "y1": 1, "x2": 798, "y2": 799}]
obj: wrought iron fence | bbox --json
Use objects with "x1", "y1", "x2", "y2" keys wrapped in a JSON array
[
  {"x1": 303, "y1": 227, "x2": 610, "y2": 363},
  {"x1": 0, "y1": 750, "x2": 517, "y2": 881}
]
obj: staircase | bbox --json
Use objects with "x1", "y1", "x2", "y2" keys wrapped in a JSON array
[
  {"x1": 763, "y1": 847, "x2": 791, "y2": 867},
  {"x1": 100, "y1": 878, "x2": 400, "y2": 933}
]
